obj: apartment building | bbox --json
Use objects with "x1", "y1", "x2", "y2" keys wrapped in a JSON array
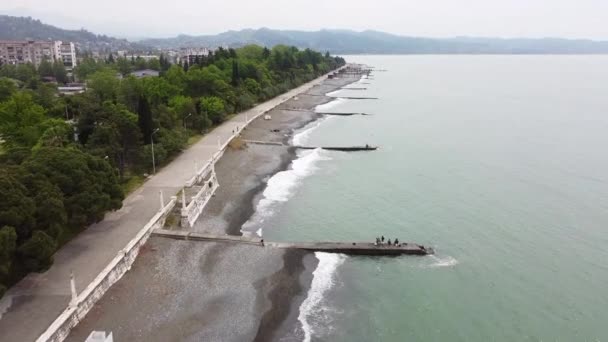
[
  {"x1": 178, "y1": 47, "x2": 211, "y2": 65},
  {"x1": 0, "y1": 40, "x2": 77, "y2": 68}
]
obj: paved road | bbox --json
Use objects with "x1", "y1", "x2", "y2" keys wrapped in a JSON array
[{"x1": 0, "y1": 74, "x2": 333, "y2": 342}]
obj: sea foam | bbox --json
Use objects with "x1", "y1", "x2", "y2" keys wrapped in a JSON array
[
  {"x1": 242, "y1": 148, "x2": 330, "y2": 237},
  {"x1": 298, "y1": 252, "x2": 347, "y2": 342}
]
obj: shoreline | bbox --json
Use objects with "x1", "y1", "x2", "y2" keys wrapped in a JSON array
[{"x1": 65, "y1": 74, "x2": 361, "y2": 341}]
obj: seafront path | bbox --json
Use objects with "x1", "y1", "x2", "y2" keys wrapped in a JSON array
[{"x1": 0, "y1": 73, "x2": 335, "y2": 342}]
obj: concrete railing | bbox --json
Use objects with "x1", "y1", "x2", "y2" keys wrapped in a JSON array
[
  {"x1": 36, "y1": 197, "x2": 177, "y2": 342},
  {"x1": 180, "y1": 172, "x2": 219, "y2": 228}
]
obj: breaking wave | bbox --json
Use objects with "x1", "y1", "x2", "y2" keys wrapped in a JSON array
[
  {"x1": 298, "y1": 252, "x2": 347, "y2": 342},
  {"x1": 242, "y1": 148, "x2": 330, "y2": 237}
]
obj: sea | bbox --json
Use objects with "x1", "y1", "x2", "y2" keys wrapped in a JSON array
[{"x1": 244, "y1": 55, "x2": 608, "y2": 341}]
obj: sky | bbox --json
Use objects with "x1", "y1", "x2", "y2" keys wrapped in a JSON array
[{"x1": 2, "y1": 0, "x2": 608, "y2": 40}]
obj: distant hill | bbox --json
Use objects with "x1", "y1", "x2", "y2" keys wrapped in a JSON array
[
  {"x1": 140, "y1": 28, "x2": 608, "y2": 54},
  {"x1": 0, "y1": 15, "x2": 150, "y2": 52},
  {"x1": 2, "y1": 15, "x2": 607, "y2": 55}
]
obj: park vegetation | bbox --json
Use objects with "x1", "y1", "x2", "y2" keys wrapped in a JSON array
[{"x1": 0, "y1": 45, "x2": 345, "y2": 297}]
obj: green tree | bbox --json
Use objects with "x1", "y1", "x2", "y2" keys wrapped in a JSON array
[
  {"x1": 200, "y1": 96, "x2": 225, "y2": 124},
  {"x1": 0, "y1": 226, "x2": 17, "y2": 277},
  {"x1": 137, "y1": 95, "x2": 153, "y2": 144},
  {"x1": 88, "y1": 70, "x2": 119, "y2": 102},
  {"x1": 148, "y1": 58, "x2": 161, "y2": 71},
  {"x1": 0, "y1": 77, "x2": 17, "y2": 102},
  {"x1": 87, "y1": 103, "x2": 142, "y2": 177},
  {"x1": 0, "y1": 168, "x2": 36, "y2": 238},
  {"x1": 37, "y1": 59, "x2": 54, "y2": 78},
  {"x1": 52, "y1": 61, "x2": 68, "y2": 84},
  {"x1": 116, "y1": 57, "x2": 132, "y2": 76},
  {"x1": 117, "y1": 75, "x2": 142, "y2": 113},
  {"x1": 17, "y1": 230, "x2": 57, "y2": 272},
  {"x1": 0, "y1": 92, "x2": 47, "y2": 148},
  {"x1": 23, "y1": 147, "x2": 123, "y2": 229}
]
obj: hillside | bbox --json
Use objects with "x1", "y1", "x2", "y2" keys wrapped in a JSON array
[
  {"x1": 0, "y1": 15, "x2": 150, "y2": 52},
  {"x1": 140, "y1": 28, "x2": 608, "y2": 54}
]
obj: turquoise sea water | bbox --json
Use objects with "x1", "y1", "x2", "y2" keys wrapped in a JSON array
[{"x1": 253, "y1": 56, "x2": 608, "y2": 341}]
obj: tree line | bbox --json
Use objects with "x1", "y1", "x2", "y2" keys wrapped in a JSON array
[{"x1": 0, "y1": 44, "x2": 345, "y2": 297}]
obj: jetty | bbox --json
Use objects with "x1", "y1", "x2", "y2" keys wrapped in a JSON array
[
  {"x1": 152, "y1": 229, "x2": 433, "y2": 256},
  {"x1": 242, "y1": 140, "x2": 378, "y2": 151},
  {"x1": 280, "y1": 108, "x2": 371, "y2": 116},
  {"x1": 330, "y1": 96, "x2": 379, "y2": 100},
  {"x1": 295, "y1": 145, "x2": 378, "y2": 151}
]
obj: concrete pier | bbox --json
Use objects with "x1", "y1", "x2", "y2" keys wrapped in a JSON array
[
  {"x1": 152, "y1": 229, "x2": 433, "y2": 256},
  {"x1": 295, "y1": 145, "x2": 378, "y2": 151}
]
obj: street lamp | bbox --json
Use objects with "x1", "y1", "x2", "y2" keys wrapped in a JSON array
[
  {"x1": 151, "y1": 128, "x2": 160, "y2": 174},
  {"x1": 184, "y1": 113, "x2": 192, "y2": 130}
]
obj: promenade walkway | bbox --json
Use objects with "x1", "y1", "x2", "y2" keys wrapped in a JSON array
[{"x1": 0, "y1": 73, "x2": 333, "y2": 342}]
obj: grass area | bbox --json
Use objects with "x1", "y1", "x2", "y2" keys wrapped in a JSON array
[
  {"x1": 121, "y1": 175, "x2": 146, "y2": 195},
  {"x1": 187, "y1": 133, "x2": 204, "y2": 146}
]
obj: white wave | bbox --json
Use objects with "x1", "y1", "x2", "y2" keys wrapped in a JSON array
[
  {"x1": 256, "y1": 228, "x2": 263, "y2": 237},
  {"x1": 241, "y1": 148, "x2": 331, "y2": 234},
  {"x1": 298, "y1": 252, "x2": 347, "y2": 342},
  {"x1": 426, "y1": 255, "x2": 459, "y2": 268},
  {"x1": 314, "y1": 97, "x2": 347, "y2": 113},
  {"x1": 292, "y1": 116, "x2": 335, "y2": 146}
]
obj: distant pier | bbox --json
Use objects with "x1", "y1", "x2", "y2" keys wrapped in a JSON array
[
  {"x1": 242, "y1": 140, "x2": 378, "y2": 151},
  {"x1": 152, "y1": 229, "x2": 433, "y2": 256}
]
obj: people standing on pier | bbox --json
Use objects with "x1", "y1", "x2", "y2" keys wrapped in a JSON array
[
  {"x1": 394, "y1": 238, "x2": 399, "y2": 246},
  {"x1": 387, "y1": 239, "x2": 392, "y2": 246},
  {"x1": 381, "y1": 235, "x2": 385, "y2": 243}
]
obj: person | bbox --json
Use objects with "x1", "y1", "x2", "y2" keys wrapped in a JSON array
[
  {"x1": 260, "y1": 239, "x2": 264, "y2": 247},
  {"x1": 387, "y1": 239, "x2": 392, "y2": 246},
  {"x1": 394, "y1": 238, "x2": 399, "y2": 245},
  {"x1": 375, "y1": 237, "x2": 380, "y2": 245},
  {"x1": 381, "y1": 235, "x2": 385, "y2": 243}
]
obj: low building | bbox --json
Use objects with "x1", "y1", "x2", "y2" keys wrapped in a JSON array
[{"x1": 130, "y1": 69, "x2": 159, "y2": 78}]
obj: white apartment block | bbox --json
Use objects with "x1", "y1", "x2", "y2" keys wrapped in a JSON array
[
  {"x1": 178, "y1": 47, "x2": 211, "y2": 65},
  {"x1": 0, "y1": 40, "x2": 77, "y2": 68}
]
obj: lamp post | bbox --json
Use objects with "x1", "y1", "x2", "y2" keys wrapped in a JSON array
[
  {"x1": 184, "y1": 113, "x2": 192, "y2": 131},
  {"x1": 151, "y1": 128, "x2": 160, "y2": 174}
]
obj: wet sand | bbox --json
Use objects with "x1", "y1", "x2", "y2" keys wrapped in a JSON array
[{"x1": 66, "y1": 76, "x2": 359, "y2": 342}]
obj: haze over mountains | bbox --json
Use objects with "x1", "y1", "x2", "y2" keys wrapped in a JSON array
[{"x1": 2, "y1": 15, "x2": 608, "y2": 54}]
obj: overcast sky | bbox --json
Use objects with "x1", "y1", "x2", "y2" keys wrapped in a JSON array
[{"x1": 2, "y1": 0, "x2": 608, "y2": 40}]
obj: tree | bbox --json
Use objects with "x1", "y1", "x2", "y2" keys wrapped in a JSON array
[
  {"x1": 87, "y1": 103, "x2": 142, "y2": 177},
  {"x1": 0, "y1": 77, "x2": 17, "y2": 102},
  {"x1": 148, "y1": 58, "x2": 161, "y2": 71},
  {"x1": 88, "y1": 70, "x2": 119, "y2": 102},
  {"x1": 0, "y1": 92, "x2": 47, "y2": 148},
  {"x1": 231, "y1": 60, "x2": 240, "y2": 86},
  {"x1": 17, "y1": 230, "x2": 57, "y2": 271},
  {"x1": 0, "y1": 169, "x2": 36, "y2": 239},
  {"x1": 0, "y1": 226, "x2": 17, "y2": 277},
  {"x1": 137, "y1": 95, "x2": 153, "y2": 144},
  {"x1": 107, "y1": 53, "x2": 115, "y2": 64},
  {"x1": 117, "y1": 75, "x2": 142, "y2": 113},
  {"x1": 168, "y1": 95, "x2": 196, "y2": 129},
  {"x1": 37, "y1": 58, "x2": 54, "y2": 78},
  {"x1": 52, "y1": 61, "x2": 68, "y2": 84},
  {"x1": 200, "y1": 96, "x2": 225, "y2": 124},
  {"x1": 22, "y1": 147, "x2": 123, "y2": 229},
  {"x1": 116, "y1": 57, "x2": 132, "y2": 76},
  {"x1": 34, "y1": 120, "x2": 73, "y2": 149},
  {"x1": 164, "y1": 65, "x2": 186, "y2": 93}
]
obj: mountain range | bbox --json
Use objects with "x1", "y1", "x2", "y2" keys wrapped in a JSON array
[
  {"x1": 140, "y1": 28, "x2": 608, "y2": 54},
  {"x1": 0, "y1": 15, "x2": 149, "y2": 51},
  {"x1": 2, "y1": 15, "x2": 608, "y2": 54}
]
